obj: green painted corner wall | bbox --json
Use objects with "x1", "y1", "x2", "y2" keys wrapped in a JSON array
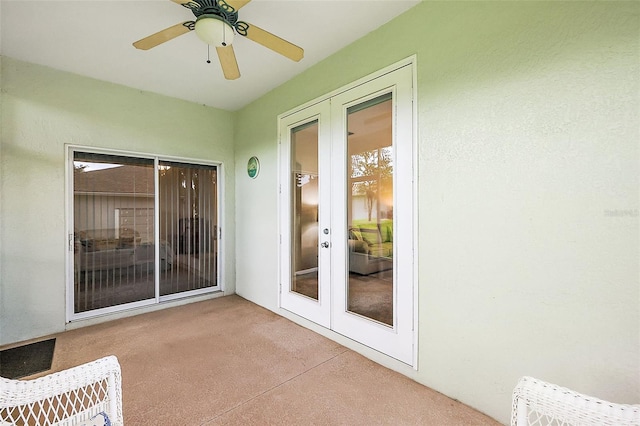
[
  {"x1": 0, "y1": 1, "x2": 638, "y2": 424},
  {"x1": 234, "y1": 1, "x2": 639, "y2": 424},
  {"x1": 0, "y1": 57, "x2": 236, "y2": 344}
]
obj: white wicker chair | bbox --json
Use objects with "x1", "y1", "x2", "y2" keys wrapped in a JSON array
[
  {"x1": 0, "y1": 356, "x2": 123, "y2": 426},
  {"x1": 512, "y1": 376, "x2": 640, "y2": 426}
]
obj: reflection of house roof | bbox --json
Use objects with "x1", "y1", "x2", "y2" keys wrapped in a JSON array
[{"x1": 74, "y1": 165, "x2": 154, "y2": 195}]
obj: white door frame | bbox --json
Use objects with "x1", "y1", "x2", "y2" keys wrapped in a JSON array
[
  {"x1": 329, "y1": 65, "x2": 415, "y2": 365},
  {"x1": 278, "y1": 101, "x2": 332, "y2": 328},
  {"x1": 65, "y1": 146, "x2": 224, "y2": 322},
  {"x1": 278, "y1": 56, "x2": 418, "y2": 367}
]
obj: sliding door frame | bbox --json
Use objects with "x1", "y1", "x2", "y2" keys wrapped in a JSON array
[{"x1": 65, "y1": 145, "x2": 225, "y2": 322}]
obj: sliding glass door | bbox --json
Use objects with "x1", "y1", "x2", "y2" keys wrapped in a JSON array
[
  {"x1": 73, "y1": 153, "x2": 156, "y2": 313},
  {"x1": 158, "y1": 161, "x2": 218, "y2": 297},
  {"x1": 70, "y1": 151, "x2": 220, "y2": 319}
]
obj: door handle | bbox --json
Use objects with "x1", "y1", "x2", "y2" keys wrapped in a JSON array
[{"x1": 321, "y1": 241, "x2": 330, "y2": 248}]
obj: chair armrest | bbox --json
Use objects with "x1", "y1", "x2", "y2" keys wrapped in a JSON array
[
  {"x1": 1, "y1": 356, "x2": 123, "y2": 426},
  {"x1": 511, "y1": 376, "x2": 639, "y2": 426}
]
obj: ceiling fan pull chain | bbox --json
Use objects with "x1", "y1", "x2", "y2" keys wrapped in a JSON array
[{"x1": 207, "y1": 44, "x2": 211, "y2": 63}]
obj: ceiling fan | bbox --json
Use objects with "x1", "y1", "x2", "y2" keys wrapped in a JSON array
[{"x1": 133, "y1": 0, "x2": 304, "y2": 80}]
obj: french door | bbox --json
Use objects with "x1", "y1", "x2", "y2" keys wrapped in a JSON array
[{"x1": 279, "y1": 63, "x2": 415, "y2": 365}]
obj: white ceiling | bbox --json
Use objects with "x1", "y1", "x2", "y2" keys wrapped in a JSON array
[{"x1": 0, "y1": 0, "x2": 418, "y2": 111}]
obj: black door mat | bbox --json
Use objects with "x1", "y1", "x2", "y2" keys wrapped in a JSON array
[{"x1": 0, "y1": 338, "x2": 56, "y2": 379}]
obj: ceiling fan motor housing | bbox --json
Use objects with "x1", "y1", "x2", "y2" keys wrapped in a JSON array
[{"x1": 181, "y1": 0, "x2": 239, "y2": 27}]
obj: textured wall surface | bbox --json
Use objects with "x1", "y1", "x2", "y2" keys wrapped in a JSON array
[
  {"x1": 234, "y1": 2, "x2": 639, "y2": 423},
  {"x1": 1, "y1": 1, "x2": 638, "y2": 424},
  {"x1": 0, "y1": 57, "x2": 236, "y2": 344}
]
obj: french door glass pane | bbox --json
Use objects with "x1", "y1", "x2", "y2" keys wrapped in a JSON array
[
  {"x1": 290, "y1": 121, "x2": 319, "y2": 300},
  {"x1": 346, "y1": 93, "x2": 394, "y2": 326},
  {"x1": 158, "y1": 162, "x2": 218, "y2": 296},
  {"x1": 73, "y1": 153, "x2": 155, "y2": 313}
]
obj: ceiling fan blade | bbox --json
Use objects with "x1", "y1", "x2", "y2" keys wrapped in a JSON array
[
  {"x1": 216, "y1": 45, "x2": 240, "y2": 80},
  {"x1": 133, "y1": 22, "x2": 194, "y2": 50},
  {"x1": 170, "y1": 0, "x2": 191, "y2": 4},
  {"x1": 225, "y1": 0, "x2": 252, "y2": 11},
  {"x1": 242, "y1": 23, "x2": 304, "y2": 62}
]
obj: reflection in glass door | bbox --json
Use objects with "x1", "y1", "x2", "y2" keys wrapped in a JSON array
[
  {"x1": 71, "y1": 151, "x2": 220, "y2": 318},
  {"x1": 330, "y1": 64, "x2": 414, "y2": 365},
  {"x1": 73, "y1": 153, "x2": 156, "y2": 313},
  {"x1": 280, "y1": 62, "x2": 414, "y2": 365},
  {"x1": 346, "y1": 94, "x2": 394, "y2": 326},
  {"x1": 290, "y1": 121, "x2": 319, "y2": 300},
  {"x1": 280, "y1": 101, "x2": 332, "y2": 328},
  {"x1": 158, "y1": 162, "x2": 218, "y2": 297}
]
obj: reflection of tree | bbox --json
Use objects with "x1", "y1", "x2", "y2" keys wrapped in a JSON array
[{"x1": 351, "y1": 148, "x2": 393, "y2": 221}]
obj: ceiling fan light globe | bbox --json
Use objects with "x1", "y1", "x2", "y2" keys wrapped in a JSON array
[{"x1": 195, "y1": 15, "x2": 235, "y2": 47}]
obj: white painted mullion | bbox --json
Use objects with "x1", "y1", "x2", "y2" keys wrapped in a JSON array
[
  {"x1": 154, "y1": 157, "x2": 160, "y2": 303},
  {"x1": 65, "y1": 146, "x2": 75, "y2": 324}
]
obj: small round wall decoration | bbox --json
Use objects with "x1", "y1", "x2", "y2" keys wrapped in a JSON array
[{"x1": 247, "y1": 156, "x2": 260, "y2": 179}]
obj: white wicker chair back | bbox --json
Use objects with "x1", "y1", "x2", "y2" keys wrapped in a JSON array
[
  {"x1": 511, "y1": 376, "x2": 639, "y2": 426},
  {"x1": 0, "y1": 355, "x2": 123, "y2": 426}
]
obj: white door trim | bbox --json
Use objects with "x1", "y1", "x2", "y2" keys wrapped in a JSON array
[
  {"x1": 65, "y1": 145, "x2": 224, "y2": 323},
  {"x1": 329, "y1": 65, "x2": 415, "y2": 366},
  {"x1": 277, "y1": 56, "x2": 418, "y2": 367},
  {"x1": 278, "y1": 101, "x2": 332, "y2": 328}
]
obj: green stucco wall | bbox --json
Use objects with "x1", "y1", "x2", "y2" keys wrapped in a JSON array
[
  {"x1": 1, "y1": 1, "x2": 638, "y2": 423},
  {"x1": 0, "y1": 57, "x2": 236, "y2": 344},
  {"x1": 234, "y1": 2, "x2": 639, "y2": 423}
]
